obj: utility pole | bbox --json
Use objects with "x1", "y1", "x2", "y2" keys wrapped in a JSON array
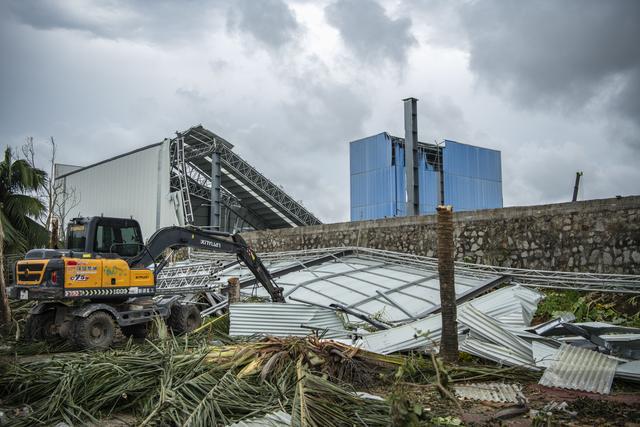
[
  {"x1": 437, "y1": 205, "x2": 458, "y2": 363},
  {"x1": 572, "y1": 171, "x2": 583, "y2": 202}
]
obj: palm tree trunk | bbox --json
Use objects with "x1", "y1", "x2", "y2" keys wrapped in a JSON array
[
  {"x1": 437, "y1": 205, "x2": 458, "y2": 363},
  {"x1": 0, "y1": 218, "x2": 11, "y2": 325}
]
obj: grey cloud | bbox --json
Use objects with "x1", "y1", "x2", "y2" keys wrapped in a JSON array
[
  {"x1": 459, "y1": 0, "x2": 640, "y2": 129},
  {"x1": 226, "y1": 0, "x2": 300, "y2": 49},
  {"x1": 4, "y1": 0, "x2": 226, "y2": 43},
  {"x1": 325, "y1": 0, "x2": 416, "y2": 64}
]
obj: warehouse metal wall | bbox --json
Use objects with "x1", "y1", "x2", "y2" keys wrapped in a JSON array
[
  {"x1": 350, "y1": 135, "x2": 503, "y2": 220},
  {"x1": 350, "y1": 133, "x2": 398, "y2": 221},
  {"x1": 442, "y1": 140, "x2": 503, "y2": 211},
  {"x1": 57, "y1": 141, "x2": 178, "y2": 239}
]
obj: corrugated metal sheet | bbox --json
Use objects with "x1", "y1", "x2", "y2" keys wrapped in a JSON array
[
  {"x1": 460, "y1": 337, "x2": 537, "y2": 369},
  {"x1": 229, "y1": 303, "x2": 349, "y2": 339},
  {"x1": 56, "y1": 140, "x2": 177, "y2": 239},
  {"x1": 350, "y1": 133, "x2": 397, "y2": 221},
  {"x1": 358, "y1": 285, "x2": 543, "y2": 354},
  {"x1": 539, "y1": 344, "x2": 619, "y2": 394},
  {"x1": 458, "y1": 304, "x2": 533, "y2": 360},
  {"x1": 442, "y1": 140, "x2": 502, "y2": 211},
  {"x1": 454, "y1": 383, "x2": 525, "y2": 404}
]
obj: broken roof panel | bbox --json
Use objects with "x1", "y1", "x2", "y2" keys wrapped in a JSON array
[
  {"x1": 460, "y1": 337, "x2": 538, "y2": 369},
  {"x1": 357, "y1": 285, "x2": 543, "y2": 354},
  {"x1": 454, "y1": 383, "x2": 525, "y2": 404},
  {"x1": 458, "y1": 304, "x2": 533, "y2": 360},
  {"x1": 538, "y1": 344, "x2": 619, "y2": 394},
  {"x1": 229, "y1": 303, "x2": 349, "y2": 339}
]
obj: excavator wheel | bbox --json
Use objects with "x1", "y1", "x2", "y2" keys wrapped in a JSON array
[
  {"x1": 121, "y1": 323, "x2": 149, "y2": 339},
  {"x1": 71, "y1": 311, "x2": 116, "y2": 351},
  {"x1": 167, "y1": 304, "x2": 201, "y2": 335},
  {"x1": 24, "y1": 310, "x2": 58, "y2": 342}
]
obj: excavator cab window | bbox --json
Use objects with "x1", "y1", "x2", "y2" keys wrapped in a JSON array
[
  {"x1": 67, "y1": 224, "x2": 87, "y2": 251},
  {"x1": 94, "y1": 221, "x2": 143, "y2": 257},
  {"x1": 66, "y1": 217, "x2": 144, "y2": 257}
]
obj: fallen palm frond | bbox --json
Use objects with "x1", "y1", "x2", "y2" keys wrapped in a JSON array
[
  {"x1": 205, "y1": 335, "x2": 403, "y2": 386},
  {"x1": 0, "y1": 326, "x2": 544, "y2": 425},
  {"x1": 0, "y1": 334, "x2": 395, "y2": 426}
]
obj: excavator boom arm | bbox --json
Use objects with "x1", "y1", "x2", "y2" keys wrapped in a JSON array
[{"x1": 128, "y1": 227, "x2": 285, "y2": 303}]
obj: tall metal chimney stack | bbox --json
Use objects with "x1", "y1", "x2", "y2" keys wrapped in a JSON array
[{"x1": 403, "y1": 97, "x2": 419, "y2": 216}]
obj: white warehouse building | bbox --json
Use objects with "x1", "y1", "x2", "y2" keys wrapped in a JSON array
[{"x1": 55, "y1": 125, "x2": 321, "y2": 239}]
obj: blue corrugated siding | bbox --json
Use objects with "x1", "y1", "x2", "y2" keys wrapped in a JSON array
[
  {"x1": 394, "y1": 143, "x2": 406, "y2": 217},
  {"x1": 418, "y1": 151, "x2": 439, "y2": 215},
  {"x1": 350, "y1": 135, "x2": 502, "y2": 220},
  {"x1": 442, "y1": 140, "x2": 502, "y2": 211},
  {"x1": 350, "y1": 133, "x2": 398, "y2": 221}
]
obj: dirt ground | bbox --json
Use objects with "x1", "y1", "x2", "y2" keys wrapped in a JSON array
[{"x1": 370, "y1": 380, "x2": 640, "y2": 426}]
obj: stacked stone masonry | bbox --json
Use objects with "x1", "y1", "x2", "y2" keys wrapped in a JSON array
[{"x1": 243, "y1": 196, "x2": 640, "y2": 275}]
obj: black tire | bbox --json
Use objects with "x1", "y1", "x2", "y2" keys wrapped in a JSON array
[
  {"x1": 166, "y1": 304, "x2": 201, "y2": 335},
  {"x1": 71, "y1": 311, "x2": 115, "y2": 350},
  {"x1": 121, "y1": 323, "x2": 149, "y2": 339},
  {"x1": 24, "y1": 310, "x2": 58, "y2": 342}
]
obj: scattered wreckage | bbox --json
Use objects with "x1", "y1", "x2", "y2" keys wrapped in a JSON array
[{"x1": 164, "y1": 246, "x2": 640, "y2": 396}]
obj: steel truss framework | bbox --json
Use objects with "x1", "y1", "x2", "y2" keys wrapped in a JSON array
[
  {"x1": 154, "y1": 246, "x2": 640, "y2": 320},
  {"x1": 191, "y1": 246, "x2": 640, "y2": 294},
  {"x1": 169, "y1": 125, "x2": 322, "y2": 231}
]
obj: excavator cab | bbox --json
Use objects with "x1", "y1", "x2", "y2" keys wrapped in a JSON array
[
  {"x1": 66, "y1": 216, "x2": 144, "y2": 257},
  {"x1": 13, "y1": 217, "x2": 156, "y2": 301}
]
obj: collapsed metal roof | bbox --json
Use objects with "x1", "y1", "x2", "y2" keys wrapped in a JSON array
[{"x1": 159, "y1": 247, "x2": 508, "y2": 325}]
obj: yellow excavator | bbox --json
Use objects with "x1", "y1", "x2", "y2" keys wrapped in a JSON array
[{"x1": 9, "y1": 216, "x2": 284, "y2": 350}]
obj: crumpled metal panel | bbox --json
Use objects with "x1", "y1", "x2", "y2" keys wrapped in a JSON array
[
  {"x1": 539, "y1": 344, "x2": 619, "y2": 394},
  {"x1": 227, "y1": 410, "x2": 291, "y2": 426},
  {"x1": 458, "y1": 304, "x2": 533, "y2": 360},
  {"x1": 358, "y1": 285, "x2": 543, "y2": 354},
  {"x1": 460, "y1": 337, "x2": 538, "y2": 369},
  {"x1": 454, "y1": 383, "x2": 525, "y2": 404},
  {"x1": 229, "y1": 303, "x2": 349, "y2": 339}
]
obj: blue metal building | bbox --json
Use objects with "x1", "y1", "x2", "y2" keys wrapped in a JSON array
[{"x1": 350, "y1": 132, "x2": 502, "y2": 221}]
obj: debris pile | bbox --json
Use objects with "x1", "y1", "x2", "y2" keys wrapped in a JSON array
[{"x1": 2, "y1": 247, "x2": 639, "y2": 425}]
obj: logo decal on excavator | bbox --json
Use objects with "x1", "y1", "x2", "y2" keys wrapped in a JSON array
[
  {"x1": 200, "y1": 239, "x2": 222, "y2": 248},
  {"x1": 77, "y1": 265, "x2": 97, "y2": 273},
  {"x1": 70, "y1": 274, "x2": 89, "y2": 281}
]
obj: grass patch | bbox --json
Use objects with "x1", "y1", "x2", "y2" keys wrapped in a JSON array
[{"x1": 534, "y1": 290, "x2": 640, "y2": 327}]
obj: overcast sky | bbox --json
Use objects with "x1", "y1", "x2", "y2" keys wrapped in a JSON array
[{"x1": 1, "y1": 0, "x2": 638, "y2": 223}]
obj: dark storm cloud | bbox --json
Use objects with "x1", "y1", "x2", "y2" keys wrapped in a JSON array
[
  {"x1": 325, "y1": 0, "x2": 416, "y2": 64},
  {"x1": 459, "y1": 0, "x2": 640, "y2": 127},
  {"x1": 226, "y1": 0, "x2": 300, "y2": 49}
]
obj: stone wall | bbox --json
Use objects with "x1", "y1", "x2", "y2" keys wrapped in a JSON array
[{"x1": 243, "y1": 196, "x2": 640, "y2": 274}]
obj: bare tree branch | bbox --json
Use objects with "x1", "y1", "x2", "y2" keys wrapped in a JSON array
[{"x1": 21, "y1": 137, "x2": 81, "y2": 241}]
